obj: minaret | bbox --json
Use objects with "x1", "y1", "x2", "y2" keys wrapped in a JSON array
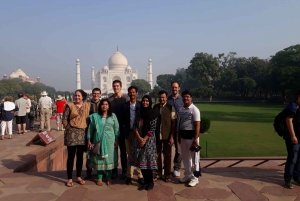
[
  {"x1": 76, "y1": 59, "x2": 81, "y2": 89},
  {"x1": 148, "y1": 59, "x2": 153, "y2": 89},
  {"x1": 91, "y1": 66, "x2": 95, "y2": 89}
]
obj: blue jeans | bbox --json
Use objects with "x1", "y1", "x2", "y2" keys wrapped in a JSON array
[{"x1": 284, "y1": 141, "x2": 300, "y2": 182}]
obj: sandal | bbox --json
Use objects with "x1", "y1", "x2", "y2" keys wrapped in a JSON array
[
  {"x1": 66, "y1": 181, "x2": 73, "y2": 187},
  {"x1": 153, "y1": 174, "x2": 161, "y2": 182},
  {"x1": 165, "y1": 177, "x2": 171, "y2": 183},
  {"x1": 77, "y1": 178, "x2": 85, "y2": 185},
  {"x1": 107, "y1": 179, "x2": 111, "y2": 186},
  {"x1": 97, "y1": 179, "x2": 103, "y2": 186}
]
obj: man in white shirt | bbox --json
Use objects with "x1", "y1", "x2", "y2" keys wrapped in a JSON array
[
  {"x1": 178, "y1": 90, "x2": 201, "y2": 187},
  {"x1": 39, "y1": 91, "x2": 52, "y2": 132}
]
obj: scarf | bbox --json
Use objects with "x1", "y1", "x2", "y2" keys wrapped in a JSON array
[
  {"x1": 68, "y1": 102, "x2": 90, "y2": 128},
  {"x1": 140, "y1": 95, "x2": 159, "y2": 137},
  {"x1": 89, "y1": 113, "x2": 108, "y2": 158}
]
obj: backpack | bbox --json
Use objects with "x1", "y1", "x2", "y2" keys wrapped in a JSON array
[
  {"x1": 273, "y1": 101, "x2": 300, "y2": 138},
  {"x1": 273, "y1": 111, "x2": 289, "y2": 137}
]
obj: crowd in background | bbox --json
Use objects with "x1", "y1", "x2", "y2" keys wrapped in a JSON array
[{"x1": 0, "y1": 91, "x2": 67, "y2": 139}]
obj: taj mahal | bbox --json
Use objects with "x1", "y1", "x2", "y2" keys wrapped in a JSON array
[{"x1": 76, "y1": 50, "x2": 153, "y2": 95}]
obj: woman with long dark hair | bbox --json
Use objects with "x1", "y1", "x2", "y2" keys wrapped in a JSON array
[
  {"x1": 128, "y1": 95, "x2": 159, "y2": 191},
  {"x1": 87, "y1": 99, "x2": 119, "y2": 186},
  {"x1": 62, "y1": 89, "x2": 90, "y2": 187}
]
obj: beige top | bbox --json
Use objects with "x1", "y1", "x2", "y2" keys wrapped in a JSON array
[{"x1": 39, "y1": 96, "x2": 52, "y2": 109}]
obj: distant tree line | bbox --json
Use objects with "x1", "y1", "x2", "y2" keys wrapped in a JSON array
[
  {"x1": 0, "y1": 78, "x2": 68, "y2": 100},
  {"x1": 155, "y1": 44, "x2": 300, "y2": 102}
]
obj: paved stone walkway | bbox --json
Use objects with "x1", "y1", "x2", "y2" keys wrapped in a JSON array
[
  {"x1": 1, "y1": 166, "x2": 300, "y2": 201},
  {"x1": 0, "y1": 121, "x2": 299, "y2": 200}
]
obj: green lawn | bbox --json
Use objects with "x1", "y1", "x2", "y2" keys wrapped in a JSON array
[{"x1": 196, "y1": 103, "x2": 287, "y2": 158}]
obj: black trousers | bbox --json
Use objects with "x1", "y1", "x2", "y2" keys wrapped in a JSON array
[
  {"x1": 112, "y1": 136, "x2": 127, "y2": 174},
  {"x1": 67, "y1": 145, "x2": 85, "y2": 180},
  {"x1": 141, "y1": 169, "x2": 153, "y2": 184}
]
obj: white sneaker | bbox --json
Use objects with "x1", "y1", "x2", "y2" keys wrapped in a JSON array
[
  {"x1": 179, "y1": 176, "x2": 190, "y2": 183},
  {"x1": 57, "y1": 127, "x2": 60, "y2": 131},
  {"x1": 188, "y1": 179, "x2": 198, "y2": 187},
  {"x1": 62, "y1": 128, "x2": 65, "y2": 131},
  {"x1": 173, "y1": 170, "x2": 180, "y2": 177}
]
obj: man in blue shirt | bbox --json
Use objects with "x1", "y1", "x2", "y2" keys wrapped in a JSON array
[
  {"x1": 167, "y1": 81, "x2": 183, "y2": 177},
  {"x1": 284, "y1": 89, "x2": 300, "y2": 189}
]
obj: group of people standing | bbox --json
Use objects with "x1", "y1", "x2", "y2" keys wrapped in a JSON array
[
  {"x1": 63, "y1": 80, "x2": 201, "y2": 191},
  {"x1": 0, "y1": 91, "x2": 67, "y2": 139},
  {"x1": 0, "y1": 92, "x2": 38, "y2": 139}
]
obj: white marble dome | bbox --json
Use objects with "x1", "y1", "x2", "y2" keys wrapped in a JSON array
[
  {"x1": 10, "y1": 68, "x2": 27, "y2": 78},
  {"x1": 108, "y1": 51, "x2": 128, "y2": 71},
  {"x1": 126, "y1": 65, "x2": 132, "y2": 70},
  {"x1": 10, "y1": 72, "x2": 18, "y2": 78},
  {"x1": 103, "y1": 65, "x2": 109, "y2": 70}
]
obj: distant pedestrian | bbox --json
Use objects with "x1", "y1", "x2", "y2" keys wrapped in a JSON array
[
  {"x1": 178, "y1": 90, "x2": 201, "y2": 187},
  {"x1": 29, "y1": 96, "x2": 37, "y2": 129},
  {"x1": 63, "y1": 89, "x2": 90, "y2": 187},
  {"x1": 38, "y1": 91, "x2": 52, "y2": 132},
  {"x1": 15, "y1": 92, "x2": 27, "y2": 134},
  {"x1": 23, "y1": 94, "x2": 31, "y2": 131},
  {"x1": 0, "y1": 96, "x2": 18, "y2": 139},
  {"x1": 55, "y1": 95, "x2": 66, "y2": 131}
]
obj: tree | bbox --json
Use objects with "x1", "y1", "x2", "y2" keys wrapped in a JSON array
[
  {"x1": 149, "y1": 85, "x2": 163, "y2": 102},
  {"x1": 187, "y1": 52, "x2": 220, "y2": 85},
  {"x1": 237, "y1": 77, "x2": 257, "y2": 97},
  {"x1": 270, "y1": 44, "x2": 300, "y2": 100},
  {"x1": 0, "y1": 78, "x2": 57, "y2": 100},
  {"x1": 156, "y1": 74, "x2": 175, "y2": 92},
  {"x1": 186, "y1": 52, "x2": 220, "y2": 100},
  {"x1": 217, "y1": 52, "x2": 237, "y2": 72},
  {"x1": 192, "y1": 85, "x2": 215, "y2": 100},
  {"x1": 130, "y1": 79, "x2": 151, "y2": 96}
]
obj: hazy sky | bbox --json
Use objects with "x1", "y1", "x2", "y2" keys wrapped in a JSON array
[{"x1": 0, "y1": 0, "x2": 299, "y2": 91}]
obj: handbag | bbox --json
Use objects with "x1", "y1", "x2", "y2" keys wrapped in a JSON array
[
  {"x1": 28, "y1": 104, "x2": 35, "y2": 119},
  {"x1": 28, "y1": 111, "x2": 35, "y2": 119},
  {"x1": 92, "y1": 142, "x2": 101, "y2": 155}
]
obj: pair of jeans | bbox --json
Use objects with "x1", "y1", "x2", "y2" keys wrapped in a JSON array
[{"x1": 284, "y1": 141, "x2": 300, "y2": 182}]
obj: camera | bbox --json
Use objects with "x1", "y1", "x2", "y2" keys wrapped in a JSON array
[
  {"x1": 190, "y1": 145, "x2": 201, "y2": 152},
  {"x1": 195, "y1": 145, "x2": 201, "y2": 152}
]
